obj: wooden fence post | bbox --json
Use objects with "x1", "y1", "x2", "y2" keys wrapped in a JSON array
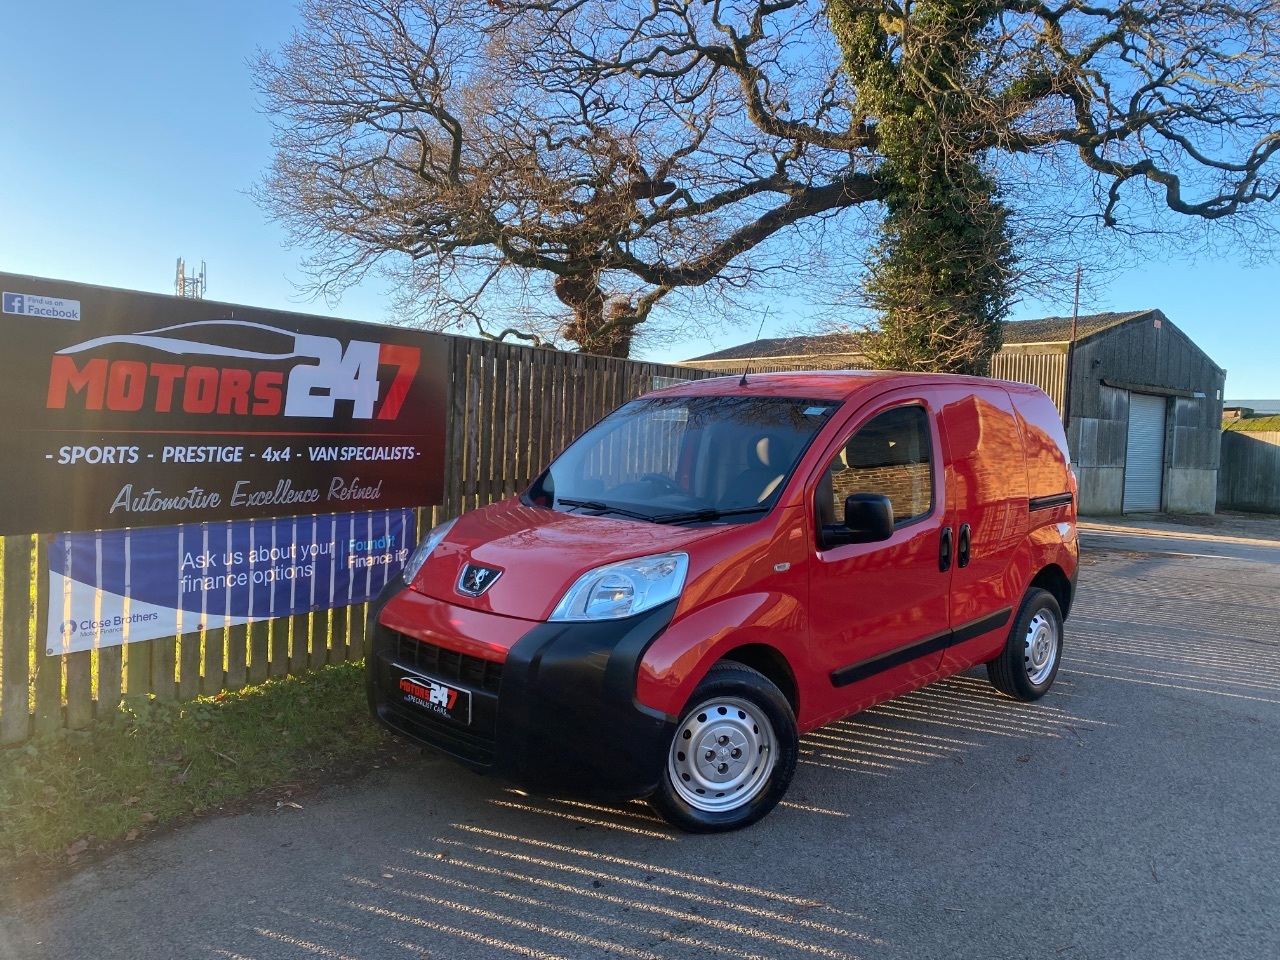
[
  {"x1": 1, "y1": 536, "x2": 33, "y2": 744},
  {"x1": 32, "y1": 537, "x2": 62, "y2": 735}
]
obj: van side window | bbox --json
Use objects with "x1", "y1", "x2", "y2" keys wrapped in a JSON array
[{"x1": 817, "y1": 406, "x2": 933, "y2": 528}]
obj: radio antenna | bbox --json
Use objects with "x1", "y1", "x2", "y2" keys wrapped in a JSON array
[{"x1": 739, "y1": 309, "x2": 771, "y2": 387}]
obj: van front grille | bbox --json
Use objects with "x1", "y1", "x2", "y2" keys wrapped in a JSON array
[{"x1": 391, "y1": 632, "x2": 504, "y2": 694}]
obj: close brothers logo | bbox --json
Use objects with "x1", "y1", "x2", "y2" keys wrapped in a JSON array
[
  {"x1": 44, "y1": 320, "x2": 420, "y2": 421},
  {"x1": 59, "y1": 619, "x2": 78, "y2": 637}
]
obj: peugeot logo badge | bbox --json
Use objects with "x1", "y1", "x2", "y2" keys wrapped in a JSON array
[{"x1": 457, "y1": 563, "x2": 502, "y2": 597}]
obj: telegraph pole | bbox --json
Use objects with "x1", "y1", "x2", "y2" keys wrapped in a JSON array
[{"x1": 1061, "y1": 264, "x2": 1082, "y2": 430}]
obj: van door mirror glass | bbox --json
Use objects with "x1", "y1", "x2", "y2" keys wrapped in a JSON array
[{"x1": 842, "y1": 493, "x2": 894, "y2": 543}]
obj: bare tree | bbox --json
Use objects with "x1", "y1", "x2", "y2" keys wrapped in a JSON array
[
  {"x1": 257, "y1": 0, "x2": 1280, "y2": 360},
  {"x1": 255, "y1": 0, "x2": 884, "y2": 356}
]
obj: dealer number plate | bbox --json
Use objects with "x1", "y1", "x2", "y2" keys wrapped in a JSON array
[{"x1": 397, "y1": 670, "x2": 472, "y2": 725}]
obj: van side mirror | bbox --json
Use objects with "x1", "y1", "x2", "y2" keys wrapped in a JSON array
[
  {"x1": 844, "y1": 493, "x2": 894, "y2": 542},
  {"x1": 821, "y1": 493, "x2": 894, "y2": 547}
]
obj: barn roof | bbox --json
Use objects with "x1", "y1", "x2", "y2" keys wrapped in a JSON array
[
  {"x1": 685, "y1": 310, "x2": 1160, "y2": 362},
  {"x1": 688, "y1": 333, "x2": 866, "y2": 363},
  {"x1": 1000, "y1": 309, "x2": 1157, "y2": 344}
]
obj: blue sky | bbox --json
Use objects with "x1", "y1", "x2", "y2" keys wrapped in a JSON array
[{"x1": 2, "y1": 2, "x2": 1276, "y2": 397}]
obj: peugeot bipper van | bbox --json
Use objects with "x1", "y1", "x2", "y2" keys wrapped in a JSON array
[{"x1": 367, "y1": 372, "x2": 1078, "y2": 832}]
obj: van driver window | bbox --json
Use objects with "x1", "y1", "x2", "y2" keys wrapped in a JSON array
[{"x1": 816, "y1": 405, "x2": 933, "y2": 528}]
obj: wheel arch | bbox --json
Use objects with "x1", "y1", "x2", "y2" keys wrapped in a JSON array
[
  {"x1": 1030, "y1": 563, "x2": 1074, "y2": 618},
  {"x1": 715, "y1": 643, "x2": 799, "y2": 717}
]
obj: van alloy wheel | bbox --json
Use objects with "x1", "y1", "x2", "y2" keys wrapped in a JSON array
[{"x1": 668, "y1": 696, "x2": 777, "y2": 812}]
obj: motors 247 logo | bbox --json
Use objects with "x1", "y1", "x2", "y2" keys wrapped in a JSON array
[{"x1": 44, "y1": 319, "x2": 420, "y2": 420}]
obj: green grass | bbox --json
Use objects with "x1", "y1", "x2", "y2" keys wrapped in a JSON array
[{"x1": 0, "y1": 661, "x2": 389, "y2": 869}]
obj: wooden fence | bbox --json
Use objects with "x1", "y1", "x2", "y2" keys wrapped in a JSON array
[{"x1": 0, "y1": 335, "x2": 710, "y2": 744}]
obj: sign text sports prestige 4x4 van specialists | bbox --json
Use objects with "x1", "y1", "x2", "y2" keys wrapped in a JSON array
[{"x1": 366, "y1": 371, "x2": 1078, "y2": 831}]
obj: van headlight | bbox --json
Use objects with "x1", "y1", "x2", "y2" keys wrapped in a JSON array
[
  {"x1": 549, "y1": 552, "x2": 689, "y2": 621},
  {"x1": 402, "y1": 518, "x2": 457, "y2": 584}
]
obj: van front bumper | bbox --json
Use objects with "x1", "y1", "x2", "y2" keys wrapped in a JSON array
[{"x1": 365, "y1": 579, "x2": 679, "y2": 801}]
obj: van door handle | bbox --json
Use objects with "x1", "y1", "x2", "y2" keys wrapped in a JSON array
[
  {"x1": 939, "y1": 526, "x2": 953, "y2": 573},
  {"x1": 958, "y1": 524, "x2": 972, "y2": 569}
]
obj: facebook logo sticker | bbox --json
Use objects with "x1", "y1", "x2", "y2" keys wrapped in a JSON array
[{"x1": 2, "y1": 291, "x2": 80, "y2": 320}]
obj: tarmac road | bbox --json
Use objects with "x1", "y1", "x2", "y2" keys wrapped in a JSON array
[{"x1": 2, "y1": 516, "x2": 1278, "y2": 960}]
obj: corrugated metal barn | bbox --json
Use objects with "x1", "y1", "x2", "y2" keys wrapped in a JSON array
[{"x1": 683, "y1": 310, "x2": 1226, "y2": 514}]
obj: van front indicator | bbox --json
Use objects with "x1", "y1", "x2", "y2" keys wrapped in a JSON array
[{"x1": 548, "y1": 552, "x2": 689, "y2": 622}]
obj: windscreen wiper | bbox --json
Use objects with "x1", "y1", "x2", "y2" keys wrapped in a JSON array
[
  {"x1": 650, "y1": 505, "x2": 770, "y2": 525},
  {"x1": 555, "y1": 498, "x2": 658, "y2": 522}
]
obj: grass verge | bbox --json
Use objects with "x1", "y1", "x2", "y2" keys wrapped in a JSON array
[{"x1": 0, "y1": 662, "x2": 391, "y2": 871}]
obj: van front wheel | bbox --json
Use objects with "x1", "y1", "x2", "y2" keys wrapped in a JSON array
[
  {"x1": 987, "y1": 588, "x2": 1063, "y2": 701},
  {"x1": 650, "y1": 662, "x2": 798, "y2": 833}
]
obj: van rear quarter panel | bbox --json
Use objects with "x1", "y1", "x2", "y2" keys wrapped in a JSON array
[
  {"x1": 1009, "y1": 382, "x2": 1078, "y2": 603},
  {"x1": 944, "y1": 383, "x2": 1078, "y2": 669}
]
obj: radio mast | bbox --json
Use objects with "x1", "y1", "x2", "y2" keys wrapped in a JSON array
[{"x1": 175, "y1": 258, "x2": 207, "y2": 299}]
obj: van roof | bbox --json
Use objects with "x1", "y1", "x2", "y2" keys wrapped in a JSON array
[{"x1": 654, "y1": 370, "x2": 1040, "y2": 403}]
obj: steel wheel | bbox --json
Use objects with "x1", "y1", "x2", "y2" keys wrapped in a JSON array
[
  {"x1": 1023, "y1": 609, "x2": 1060, "y2": 686},
  {"x1": 987, "y1": 587, "x2": 1064, "y2": 701},
  {"x1": 667, "y1": 695, "x2": 777, "y2": 813}
]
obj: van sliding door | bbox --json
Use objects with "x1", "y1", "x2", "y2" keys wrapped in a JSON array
[{"x1": 936, "y1": 386, "x2": 1029, "y2": 674}]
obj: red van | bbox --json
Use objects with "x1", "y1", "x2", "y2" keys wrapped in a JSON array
[{"x1": 367, "y1": 372, "x2": 1078, "y2": 831}]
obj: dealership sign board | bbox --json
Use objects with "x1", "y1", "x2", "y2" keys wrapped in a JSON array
[
  {"x1": 0, "y1": 273, "x2": 448, "y2": 535},
  {"x1": 47, "y1": 509, "x2": 415, "y2": 654}
]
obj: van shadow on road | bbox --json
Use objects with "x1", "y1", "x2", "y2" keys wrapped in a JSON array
[{"x1": 799, "y1": 674, "x2": 1104, "y2": 782}]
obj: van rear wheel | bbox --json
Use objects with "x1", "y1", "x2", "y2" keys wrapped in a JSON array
[
  {"x1": 650, "y1": 662, "x2": 798, "y2": 833},
  {"x1": 987, "y1": 588, "x2": 1063, "y2": 701}
]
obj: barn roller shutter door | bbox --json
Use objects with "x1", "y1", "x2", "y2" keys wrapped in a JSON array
[{"x1": 1124, "y1": 393, "x2": 1166, "y2": 512}]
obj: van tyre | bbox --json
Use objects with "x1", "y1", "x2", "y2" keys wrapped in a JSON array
[
  {"x1": 651, "y1": 662, "x2": 798, "y2": 833},
  {"x1": 987, "y1": 588, "x2": 1063, "y2": 701}
]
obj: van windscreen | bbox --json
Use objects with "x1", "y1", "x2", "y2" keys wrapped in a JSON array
[{"x1": 526, "y1": 395, "x2": 838, "y2": 524}]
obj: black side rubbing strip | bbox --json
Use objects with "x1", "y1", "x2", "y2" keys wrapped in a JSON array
[
  {"x1": 1029, "y1": 492, "x2": 1074, "y2": 512},
  {"x1": 830, "y1": 607, "x2": 1013, "y2": 688},
  {"x1": 950, "y1": 607, "x2": 1013, "y2": 646},
  {"x1": 830, "y1": 630, "x2": 951, "y2": 688}
]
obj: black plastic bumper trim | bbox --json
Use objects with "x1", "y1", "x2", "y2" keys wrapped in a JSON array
[
  {"x1": 830, "y1": 607, "x2": 1013, "y2": 688},
  {"x1": 495, "y1": 600, "x2": 678, "y2": 799},
  {"x1": 365, "y1": 583, "x2": 679, "y2": 801}
]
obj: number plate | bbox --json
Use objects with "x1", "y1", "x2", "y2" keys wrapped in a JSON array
[{"x1": 396, "y1": 669, "x2": 472, "y2": 725}]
